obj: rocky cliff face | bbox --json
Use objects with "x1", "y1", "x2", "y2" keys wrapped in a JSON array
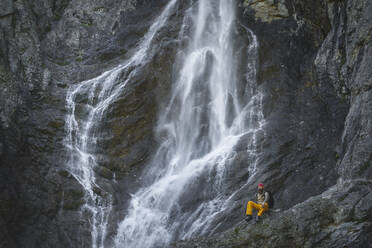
[
  {"x1": 176, "y1": 0, "x2": 372, "y2": 247},
  {"x1": 0, "y1": 0, "x2": 172, "y2": 247},
  {"x1": 0, "y1": 0, "x2": 371, "y2": 247}
]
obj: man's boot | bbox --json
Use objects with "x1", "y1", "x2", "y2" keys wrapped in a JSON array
[
  {"x1": 254, "y1": 215, "x2": 261, "y2": 223},
  {"x1": 245, "y1": 215, "x2": 252, "y2": 222}
]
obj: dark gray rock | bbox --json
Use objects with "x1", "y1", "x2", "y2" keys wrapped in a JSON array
[
  {"x1": 314, "y1": 0, "x2": 372, "y2": 180},
  {"x1": 0, "y1": 0, "x2": 371, "y2": 247}
]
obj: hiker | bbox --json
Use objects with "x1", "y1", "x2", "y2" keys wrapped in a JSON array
[{"x1": 245, "y1": 183, "x2": 269, "y2": 222}]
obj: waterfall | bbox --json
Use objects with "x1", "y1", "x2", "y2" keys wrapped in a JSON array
[
  {"x1": 114, "y1": 0, "x2": 264, "y2": 247},
  {"x1": 64, "y1": 0, "x2": 264, "y2": 247},
  {"x1": 64, "y1": 1, "x2": 178, "y2": 247}
]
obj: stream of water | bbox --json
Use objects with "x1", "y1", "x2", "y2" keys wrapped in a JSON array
[{"x1": 64, "y1": 1, "x2": 178, "y2": 247}]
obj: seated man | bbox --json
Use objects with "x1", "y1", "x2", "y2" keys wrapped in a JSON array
[{"x1": 245, "y1": 183, "x2": 269, "y2": 222}]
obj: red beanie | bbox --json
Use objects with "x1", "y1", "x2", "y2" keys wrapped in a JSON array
[{"x1": 258, "y1": 183, "x2": 264, "y2": 187}]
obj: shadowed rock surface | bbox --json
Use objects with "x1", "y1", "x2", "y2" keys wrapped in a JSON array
[
  {"x1": 175, "y1": 0, "x2": 372, "y2": 247},
  {"x1": 0, "y1": 0, "x2": 171, "y2": 247},
  {"x1": 0, "y1": 0, "x2": 371, "y2": 247}
]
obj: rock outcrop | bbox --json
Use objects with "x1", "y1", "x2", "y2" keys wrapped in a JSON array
[
  {"x1": 175, "y1": 180, "x2": 372, "y2": 248},
  {"x1": 243, "y1": 0, "x2": 289, "y2": 23}
]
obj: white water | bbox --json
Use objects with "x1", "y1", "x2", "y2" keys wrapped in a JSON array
[
  {"x1": 64, "y1": 1, "x2": 178, "y2": 247},
  {"x1": 114, "y1": 0, "x2": 265, "y2": 248}
]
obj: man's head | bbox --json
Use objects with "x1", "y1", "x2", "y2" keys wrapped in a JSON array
[{"x1": 258, "y1": 183, "x2": 264, "y2": 193}]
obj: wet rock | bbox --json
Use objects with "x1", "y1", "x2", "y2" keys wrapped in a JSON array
[
  {"x1": 243, "y1": 0, "x2": 289, "y2": 23},
  {"x1": 94, "y1": 165, "x2": 114, "y2": 180}
]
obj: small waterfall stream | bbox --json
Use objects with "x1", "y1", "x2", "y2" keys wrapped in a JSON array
[
  {"x1": 64, "y1": 0, "x2": 264, "y2": 247},
  {"x1": 64, "y1": 1, "x2": 178, "y2": 247}
]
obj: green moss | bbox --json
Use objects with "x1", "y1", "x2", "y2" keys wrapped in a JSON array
[
  {"x1": 114, "y1": 148, "x2": 130, "y2": 159},
  {"x1": 96, "y1": 47, "x2": 129, "y2": 64},
  {"x1": 54, "y1": 60, "x2": 70, "y2": 66},
  {"x1": 81, "y1": 21, "x2": 93, "y2": 27},
  {"x1": 262, "y1": 65, "x2": 281, "y2": 81},
  {"x1": 75, "y1": 49, "x2": 85, "y2": 62},
  {"x1": 57, "y1": 82, "x2": 68, "y2": 88},
  {"x1": 48, "y1": 120, "x2": 65, "y2": 129},
  {"x1": 234, "y1": 226, "x2": 240, "y2": 236},
  {"x1": 67, "y1": 189, "x2": 85, "y2": 200},
  {"x1": 120, "y1": 48, "x2": 128, "y2": 55},
  {"x1": 75, "y1": 56, "x2": 84, "y2": 62},
  {"x1": 110, "y1": 118, "x2": 149, "y2": 154},
  {"x1": 93, "y1": 7, "x2": 106, "y2": 13},
  {"x1": 128, "y1": 119, "x2": 147, "y2": 143},
  {"x1": 128, "y1": 158, "x2": 145, "y2": 168},
  {"x1": 44, "y1": 25, "x2": 52, "y2": 33},
  {"x1": 93, "y1": 186, "x2": 104, "y2": 197},
  {"x1": 243, "y1": 0, "x2": 289, "y2": 23},
  {"x1": 58, "y1": 169, "x2": 70, "y2": 178},
  {"x1": 63, "y1": 199, "x2": 84, "y2": 210},
  {"x1": 305, "y1": 81, "x2": 313, "y2": 88},
  {"x1": 54, "y1": 15, "x2": 62, "y2": 21},
  {"x1": 94, "y1": 166, "x2": 114, "y2": 179},
  {"x1": 98, "y1": 51, "x2": 119, "y2": 62},
  {"x1": 114, "y1": 171, "x2": 126, "y2": 180},
  {"x1": 55, "y1": 189, "x2": 64, "y2": 203}
]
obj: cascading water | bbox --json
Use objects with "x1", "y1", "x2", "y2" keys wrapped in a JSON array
[
  {"x1": 114, "y1": 0, "x2": 265, "y2": 248},
  {"x1": 64, "y1": 1, "x2": 178, "y2": 247}
]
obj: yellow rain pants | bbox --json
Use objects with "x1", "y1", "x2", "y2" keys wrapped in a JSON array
[{"x1": 246, "y1": 201, "x2": 268, "y2": 216}]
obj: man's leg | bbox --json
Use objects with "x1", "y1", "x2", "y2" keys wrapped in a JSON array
[
  {"x1": 246, "y1": 201, "x2": 260, "y2": 215},
  {"x1": 257, "y1": 203, "x2": 269, "y2": 216}
]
